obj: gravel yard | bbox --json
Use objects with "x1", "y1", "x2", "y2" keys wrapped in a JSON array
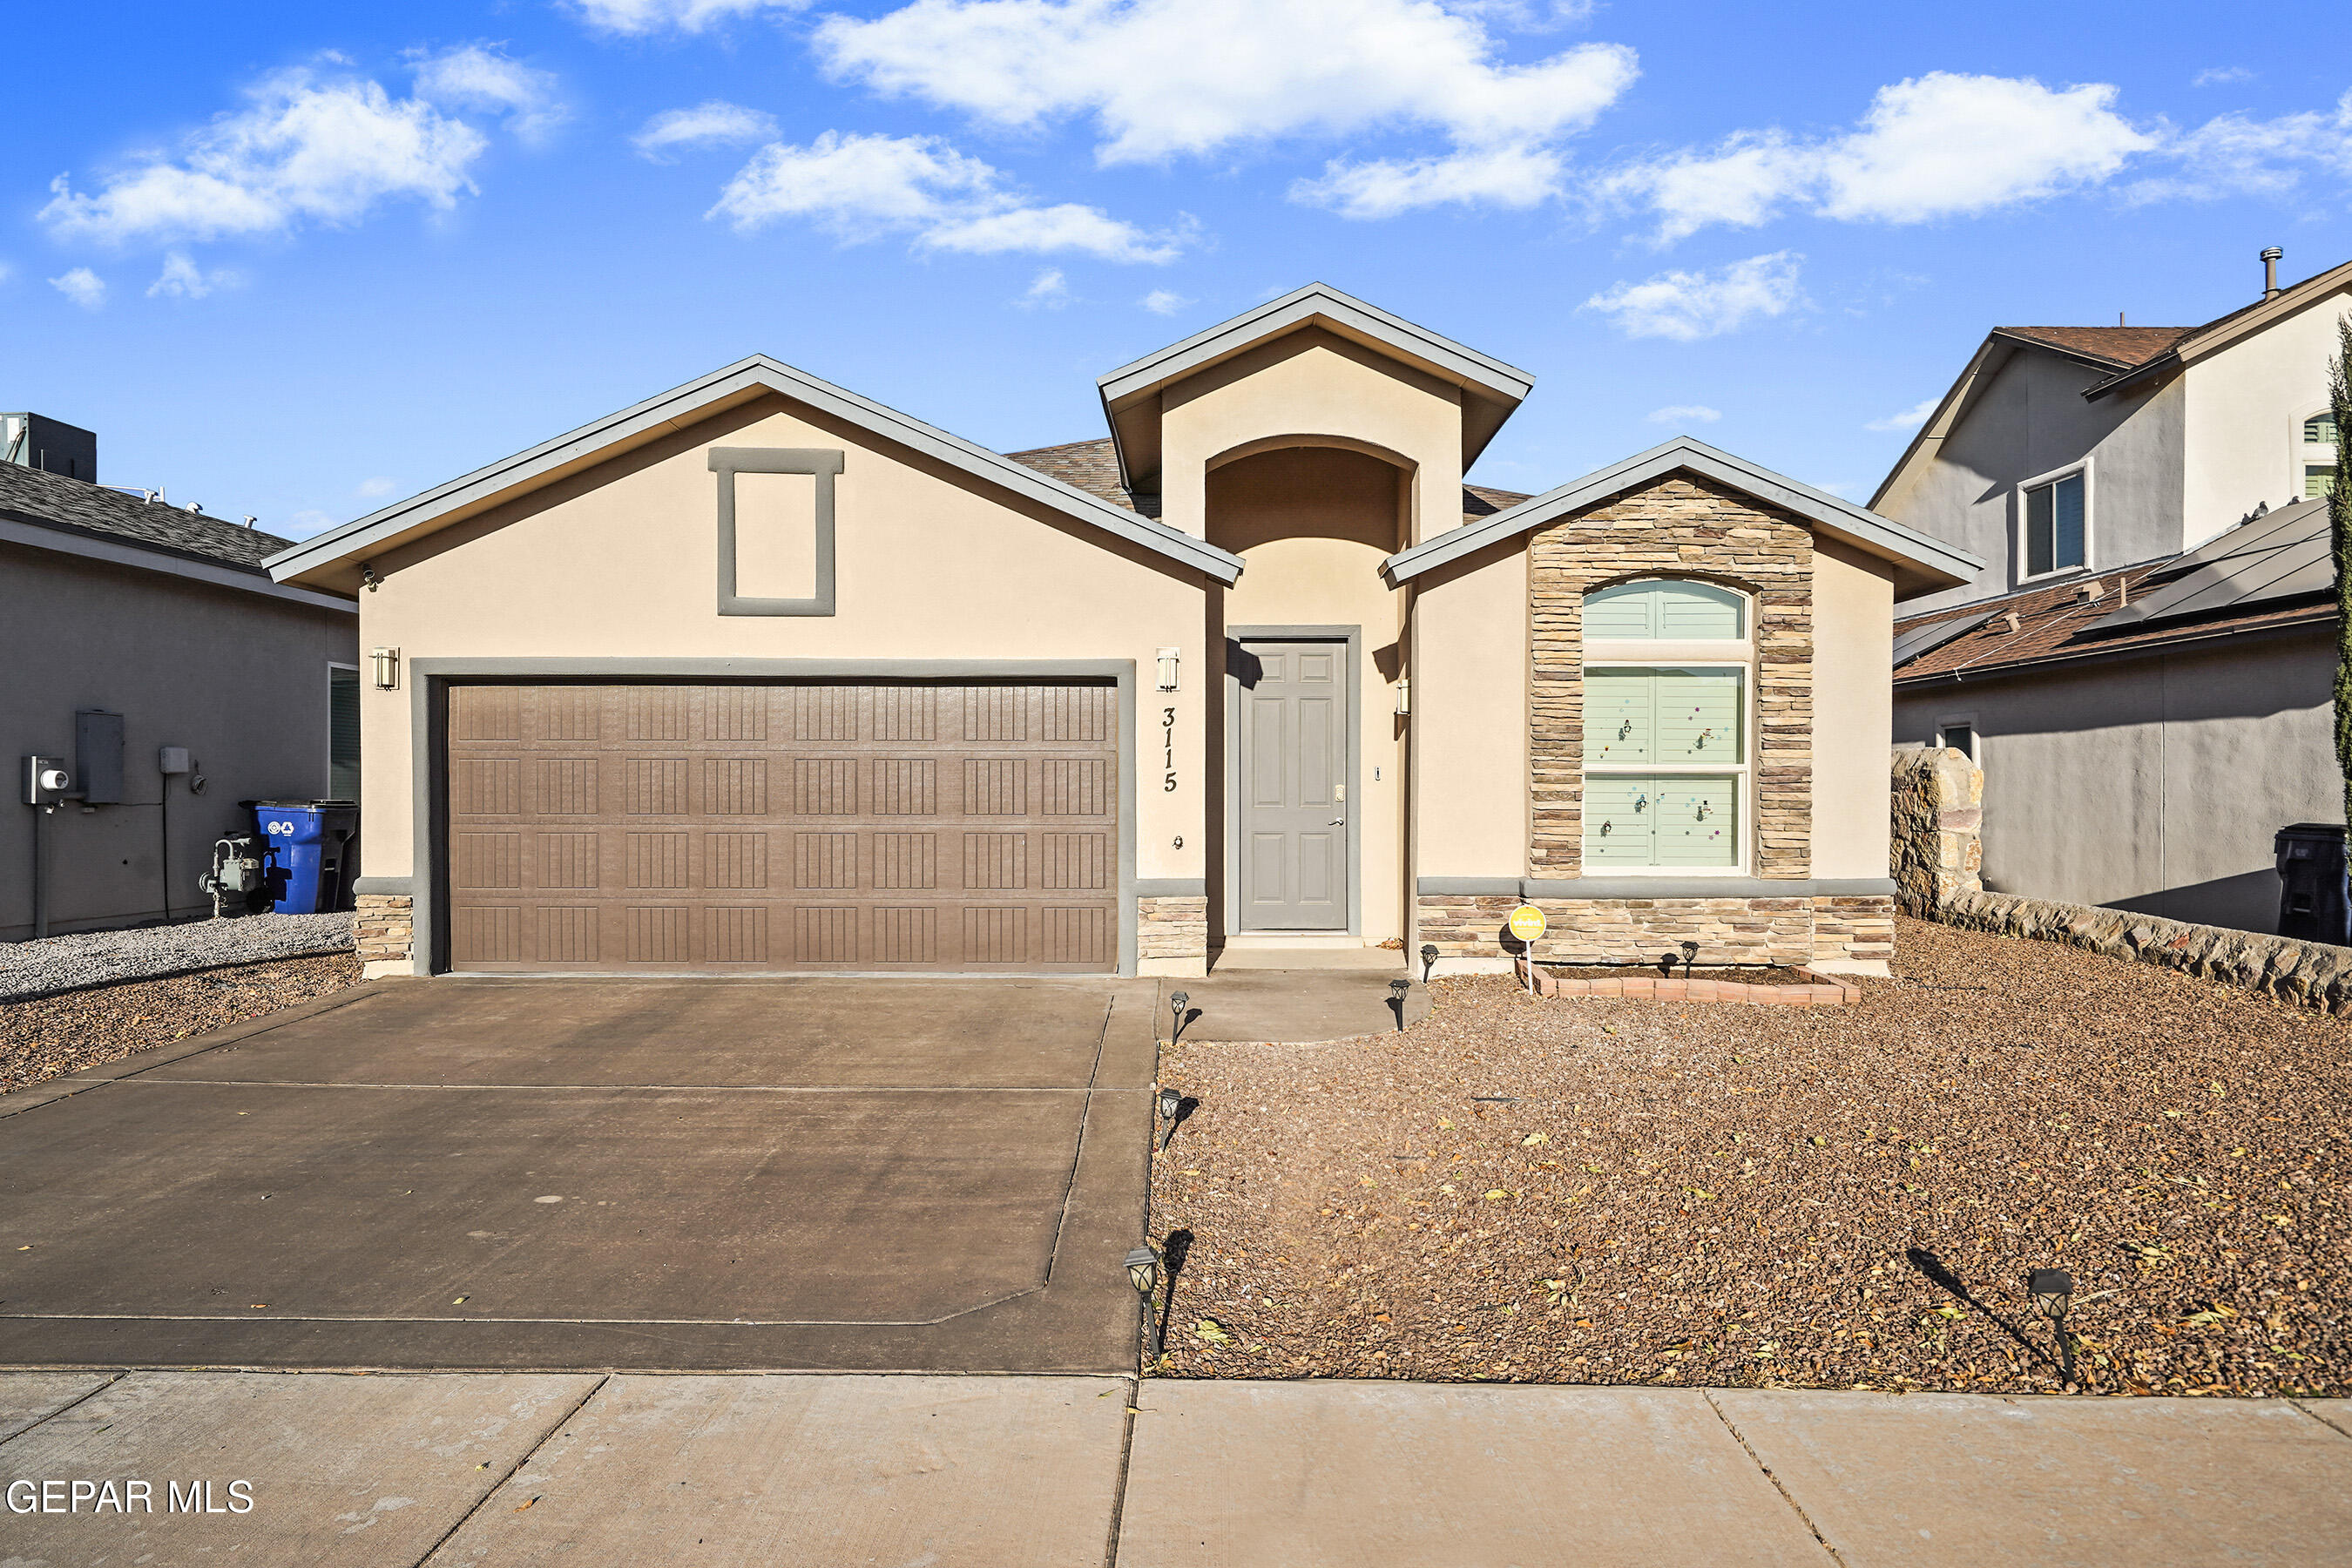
[
  {"x1": 1, "y1": 952, "x2": 361, "y2": 1093},
  {"x1": 1148, "y1": 916, "x2": 2350, "y2": 1397},
  {"x1": 0, "y1": 913, "x2": 353, "y2": 1001}
]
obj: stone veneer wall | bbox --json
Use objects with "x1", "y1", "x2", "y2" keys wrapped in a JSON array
[
  {"x1": 1891, "y1": 747, "x2": 1983, "y2": 915},
  {"x1": 1137, "y1": 895, "x2": 1208, "y2": 965},
  {"x1": 354, "y1": 894, "x2": 414, "y2": 968},
  {"x1": 1418, "y1": 893, "x2": 1892, "y2": 968},
  {"x1": 1529, "y1": 472, "x2": 1813, "y2": 876}
]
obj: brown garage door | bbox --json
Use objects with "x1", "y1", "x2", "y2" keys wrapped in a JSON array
[{"x1": 443, "y1": 681, "x2": 1119, "y2": 973}]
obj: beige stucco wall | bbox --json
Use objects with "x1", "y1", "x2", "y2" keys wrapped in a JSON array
[
  {"x1": 1410, "y1": 537, "x2": 1528, "y2": 880},
  {"x1": 1159, "y1": 327, "x2": 1463, "y2": 548},
  {"x1": 1808, "y1": 540, "x2": 1897, "y2": 879},
  {"x1": 2182, "y1": 286, "x2": 2352, "y2": 547},
  {"x1": 1893, "y1": 632, "x2": 2338, "y2": 933},
  {"x1": 354, "y1": 390, "x2": 1208, "y2": 889}
]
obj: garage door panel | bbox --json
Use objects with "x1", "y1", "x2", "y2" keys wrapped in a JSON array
[{"x1": 446, "y1": 682, "x2": 1118, "y2": 974}]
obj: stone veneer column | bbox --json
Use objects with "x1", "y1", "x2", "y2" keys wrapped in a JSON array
[{"x1": 353, "y1": 895, "x2": 414, "y2": 970}]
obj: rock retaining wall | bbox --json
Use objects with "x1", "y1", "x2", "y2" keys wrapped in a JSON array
[{"x1": 1938, "y1": 889, "x2": 2352, "y2": 1012}]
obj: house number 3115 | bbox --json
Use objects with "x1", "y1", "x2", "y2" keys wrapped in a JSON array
[{"x1": 1161, "y1": 706, "x2": 1177, "y2": 792}]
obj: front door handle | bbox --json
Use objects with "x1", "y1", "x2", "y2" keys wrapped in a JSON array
[{"x1": 1328, "y1": 818, "x2": 1347, "y2": 826}]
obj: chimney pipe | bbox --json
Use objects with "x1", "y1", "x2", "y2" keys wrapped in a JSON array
[{"x1": 2261, "y1": 246, "x2": 2283, "y2": 301}]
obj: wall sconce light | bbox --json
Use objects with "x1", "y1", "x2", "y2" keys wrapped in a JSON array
[
  {"x1": 1395, "y1": 677, "x2": 1410, "y2": 718},
  {"x1": 370, "y1": 646, "x2": 401, "y2": 691},
  {"x1": 1156, "y1": 647, "x2": 1180, "y2": 692}
]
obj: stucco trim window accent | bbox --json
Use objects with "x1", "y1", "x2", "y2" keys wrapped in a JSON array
[
  {"x1": 1527, "y1": 472, "x2": 1813, "y2": 881},
  {"x1": 709, "y1": 446, "x2": 844, "y2": 617},
  {"x1": 2017, "y1": 459, "x2": 2092, "y2": 582}
]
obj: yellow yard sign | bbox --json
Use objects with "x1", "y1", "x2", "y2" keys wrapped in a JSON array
[{"x1": 1507, "y1": 904, "x2": 1547, "y2": 943}]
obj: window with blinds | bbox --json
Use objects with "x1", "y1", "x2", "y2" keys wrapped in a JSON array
[
  {"x1": 2024, "y1": 471, "x2": 2086, "y2": 577},
  {"x1": 2304, "y1": 412, "x2": 2338, "y2": 445},
  {"x1": 2308, "y1": 465, "x2": 2339, "y2": 501},
  {"x1": 1582, "y1": 665, "x2": 1745, "y2": 868},
  {"x1": 329, "y1": 666, "x2": 362, "y2": 800},
  {"x1": 1583, "y1": 578, "x2": 1745, "y2": 639}
]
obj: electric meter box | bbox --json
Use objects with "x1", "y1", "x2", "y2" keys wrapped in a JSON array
[{"x1": 21, "y1": 755, "x2": 71, "y2": 807}]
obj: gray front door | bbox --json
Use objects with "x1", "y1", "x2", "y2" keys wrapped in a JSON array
[{"x1": 1235, "y1": 639, "x2": 1349, "y2": 930}]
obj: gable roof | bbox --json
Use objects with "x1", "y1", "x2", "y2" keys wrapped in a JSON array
[
  {"x1": 1094, "y1": 283, "x2": 1533, "y2": 490},
  {"x1": 266, "y1": 355, "x2": 1247, "y2": 591},
  {"x1": 1380, "y1": 436, "x2": 1979, "y2": 600},
  {"x1": 1892, "y1": 498, "x2": 2332, "y2": 683},
  {"x1": 1004, "y1": 436, "x2": 1530, "y2": 527},
  {"x1": 1874, "y1": 256, "x2": 2352, "y2": 511}
]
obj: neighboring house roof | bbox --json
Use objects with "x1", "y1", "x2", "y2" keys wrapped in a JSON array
[
  {"x1": 1875, "y1": 256, "x2": 2352, "y2": 510},
  {"x1": 0, "y1": 459, "x2": 294, "y2": 571},
  {"x1": 1094, "y1": 282, "x2": 1534, "y2": 491},
  {"x1": 0, "y1": 460, "x2": 354, "y2": 612},
  {"x1": 267, "y1": 355, "x2": 1247, "y2": 591},
  {"x1": 1004, "y1": 436, "x2": 1531, "y2": 527},
  {"x1": 1892, "y1": 497, "x2": 2333, "y2": 683},
  {"x1": 1380, "y1": 435, "x2": 1980, "y2": 600}
]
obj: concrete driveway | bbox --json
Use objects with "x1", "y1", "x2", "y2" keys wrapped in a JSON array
[{"x1": 0, "y1": 977, "x2": 1158, "y2": 1372}]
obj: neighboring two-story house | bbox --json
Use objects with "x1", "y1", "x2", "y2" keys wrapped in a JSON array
[{"x1": 1874, "y1": 252, "x2": 2345, "y2": 936}]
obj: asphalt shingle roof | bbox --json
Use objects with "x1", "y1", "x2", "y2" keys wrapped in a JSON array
[
  {"x1": 1995, "y1": 325, "x2": 2199, "y2": 368},
  {"x1": 0, "y1": 461, "x2": 295, "y2": 573},
  {"x1": 1004, "y1": 436, "x2": 1530, "y2": 526}
]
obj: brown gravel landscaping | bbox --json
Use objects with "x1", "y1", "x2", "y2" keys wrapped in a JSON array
[
  {"x1": 1147, "y1": 916, "x2": 2350, "y2": 1397},
  {"x1": 0, "y1": 953, "x2": 362, "y2": 1094}
]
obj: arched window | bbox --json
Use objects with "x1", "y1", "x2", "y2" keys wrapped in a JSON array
[
  {"x1": 1581, "y1": 579, "x2": 1750, "y2": 873},
  {"x1": 2301, "y1": 409, "x2": 2339, "y2": 501}
]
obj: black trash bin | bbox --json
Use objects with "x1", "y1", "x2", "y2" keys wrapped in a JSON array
[{"x1": 2274, "y1": 822, "x2": 2348, "y2": 945}]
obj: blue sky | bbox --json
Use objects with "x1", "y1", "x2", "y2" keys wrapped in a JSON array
[{"x1": 8, "y1": 1, "x2": 2352, "y2": 537}]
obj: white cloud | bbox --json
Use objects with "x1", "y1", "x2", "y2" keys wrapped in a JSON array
[
  {"x1": 411, "y1": 44, "x2": 566, "y2": 145},
  {"x1": 286, "y1": 508, "x2": 341, "y2": 537},
  {"x1": 1866, "y1": 396, "x2": 1940, "y2": 433},
  {"x1": 1139, "y1": 288, "x2": 1189, "y2": 314},
  {"x1": 568, "y1": 0, "x2": 808, "y2": 35},
  {"x1": 1600, "y1": 73, "x2": 2153, "y2": 240},
  {"x1": 1581, "y1": 251, "x2": 1803, "y2": 341},
  {"x1": 710, "y1": 130, "x2": 1183, "y2": 261},
  {"x1": 50, "y1": 267, "x2": 106, "y2": 310},
  {"x1": 355, "y1": 476, "x2": 399, "y2": 498},
  {"x1": 632, "y1": 101, "x2": 779, "y2": 160},
  {"x1": 2132, "y1": 91, "x2": 2352, "y2": 202},
  {"x1": 2193, "y1": 66, "x2": 2254, "y2": 88},
  {"x1": 1646, "y1": 403, "x2": 1720, "y2": 424},
  {"x1": 1018, "y1": 268, "x2": 1071, "y2": 308},
  {"x1": 148, "y1": 251, "x2": 237, "y2": 299},
  {"x1": 40, "y1": 67, "x2": 488, "y2": 246},
  {"x1": 1294, "y1": 142, "x2": 1564, "y2": 220},
  {"x1": 815, "y1": 0, "x2": 1638, "y2": 214}
]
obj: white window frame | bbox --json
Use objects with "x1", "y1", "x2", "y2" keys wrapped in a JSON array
[
  {"x1": 1934, "y1": 712, "x2": 1980, "y2": 762},
  {"x1": 1581, "y1": 578, "x2": 1756, "y2": 877},
  {"x1": 2295, "y1": 404, "x2": 2338, "y2": 503},
  {"x1": 327, "y1": 661, "x2": 361, "y2": 800},
  {"x1": 2015, "y1": 457, "x2": 2093, "y2": 584}
]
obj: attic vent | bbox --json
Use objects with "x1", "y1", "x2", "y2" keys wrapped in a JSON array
[
  {"x1": 2075, "y1": 578, "x2": 2105, "y2": 603},
  {"x1": 2000, "y1": 612, "x2": 2022, "y2": 633}
]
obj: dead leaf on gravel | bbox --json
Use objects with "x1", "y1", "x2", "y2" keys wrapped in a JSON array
[{"x1": 1196, "y1": 1319, "x2": 1235, "y2": 1346}]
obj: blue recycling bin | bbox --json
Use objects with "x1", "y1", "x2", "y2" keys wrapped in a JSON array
[{"x1": 250, "y1": 800, "x2": 361, "y2": 914}]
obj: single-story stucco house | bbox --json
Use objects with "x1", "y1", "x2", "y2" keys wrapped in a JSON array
[{"x1": 263, "y1": 285, "x2": 1977, "y2": 980}]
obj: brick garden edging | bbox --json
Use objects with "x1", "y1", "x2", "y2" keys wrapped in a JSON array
[
  {"x1": 1512, "y1": 955, "x2": 1862, "y2": 1005},
  {"x1": 1937, "y1": 889, "x2": 2352, "y2": 1013}
]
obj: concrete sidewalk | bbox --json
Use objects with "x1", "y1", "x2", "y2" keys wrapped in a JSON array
[{"x1": 2, "y1": 1372, "x2": 2347, "y2": 1566}]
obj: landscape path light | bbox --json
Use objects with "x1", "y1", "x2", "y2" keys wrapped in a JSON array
[
  {"x1": 1388, "y1": 977, "x2": 1409, "y2": 1031},
  {"x1": 1125, "y1": 1243, "x2": 1164, "y2": 1358},
  {"x1": 2029, "y1": 1267, "x2": 2076, "y2": 1386},
  {"x1": 1421, "y1": 943, "x2": 1438, "y2": 981},
  {"x1": 1168, "y1": 990, "x2": 1189, "y2": 1044},
  {"x1": 1680, "y1": 940, "x2": 1699, "y2": 978},
  {"x1": 1156, "y1": 1085, "x2": 1182, "y2": 1149}
]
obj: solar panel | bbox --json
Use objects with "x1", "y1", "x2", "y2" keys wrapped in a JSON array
[
  {"x1": 1892, "y1": 606, "x2": 1998, "y2": 668},
  {"x1": 2094, "y1": 497, "x2": 2333, "y2": 631}
]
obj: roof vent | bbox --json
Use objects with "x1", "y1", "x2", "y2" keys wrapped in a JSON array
[
  {"x1": 2262, "y1": 246, "x2": 2283, "y2": 301},
  {"x1": 2076, "y1": 578, "x2": 2105, "y2": 603},
  {"x1": 2000, "y1": 612, "x2": 2022, "y2": 634}
]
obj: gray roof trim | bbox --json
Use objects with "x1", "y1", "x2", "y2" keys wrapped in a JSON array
[
  {"x1": 1097, "y1": 283, "x2": 1534, "y2": 409},
  {"x1": 1, "y1": 514, "x2": 356, "y2": 613},
  {"x1": 1382, "y1": 436, "x2": 1983, "y2": 595},
  {"x1": 266, "y1": 355, "x2": 1245, "y2": 586}
]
